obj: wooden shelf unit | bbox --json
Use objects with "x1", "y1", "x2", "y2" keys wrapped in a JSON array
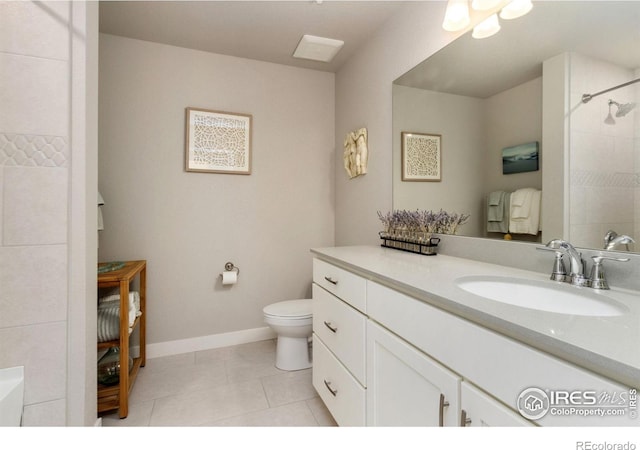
[{"x1": 97, "y1": 260, "x2": 146, "y2": 419}]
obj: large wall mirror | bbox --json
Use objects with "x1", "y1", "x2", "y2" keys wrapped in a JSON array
[{"x1": 392, "y1": 1, "x2": 639, "y2": 253}]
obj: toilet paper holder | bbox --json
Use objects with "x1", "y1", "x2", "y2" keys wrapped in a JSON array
[{"x1": 221, "y1": 262, "x2": 240, "y2": 277}]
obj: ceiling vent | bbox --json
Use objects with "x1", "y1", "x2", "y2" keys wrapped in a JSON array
[{"x1": 292, "y1": 34, "x2": 344, "y2": 63}]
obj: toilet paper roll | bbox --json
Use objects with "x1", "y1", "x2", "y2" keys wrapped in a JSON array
[{"x1": 222, "y1": 271, "x2": 237, "y2": 285}]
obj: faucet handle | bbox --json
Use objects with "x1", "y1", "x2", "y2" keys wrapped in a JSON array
[
  {"x1": 589, "y1": 255, "x2": 630, "y2": 290},
  {"x1": 536, "y1": 246, "x2": 567, "y2": 282}
]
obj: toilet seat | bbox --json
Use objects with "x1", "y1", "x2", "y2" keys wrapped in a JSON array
[{"x1": 263, "y1": 299, "x2": 312, "y2": 319}]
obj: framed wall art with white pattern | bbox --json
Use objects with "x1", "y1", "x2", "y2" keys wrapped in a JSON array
[
  {"x1": 401, "y1": 131, "x2": 441, "y2": 182},
  {"x1": 185, "y1": 107, "x2": 252, "y2": 174}
]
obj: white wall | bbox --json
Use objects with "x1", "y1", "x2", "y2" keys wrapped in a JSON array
[
  {"x1": 568, "y1": 53, "x2": 637, "y2": 249},
  {"x1": 98, "y1": 34, "x2": 335, "y2": 349},
  {"x1": 0, "y1": 1, "x2": 98, "y2": 426}
]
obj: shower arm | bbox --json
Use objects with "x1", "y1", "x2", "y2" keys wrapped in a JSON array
[{"x1": 582, "y1": 77, "x2": 640, "y2": 103}]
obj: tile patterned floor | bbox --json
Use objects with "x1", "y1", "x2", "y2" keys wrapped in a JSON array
[{"x1": 101, "y1": 339, "x2": 337, "y2": 427}]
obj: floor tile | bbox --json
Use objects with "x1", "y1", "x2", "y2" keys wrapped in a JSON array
[
  {"x1": 261, "y1": 369, "x2": 317, "y2": 407},
  {"x1": 204, "y1": 400, "x2": 319, "y2": 426},
  {"x1": 101, "y1": 400, "x2": 154, "y2": 427},
  {"x1": 149, "y1": 379, "x2": 269, "y2": 426},
  {"x1": 306, "y1": 397, "x2": 337, "y2": 426}
]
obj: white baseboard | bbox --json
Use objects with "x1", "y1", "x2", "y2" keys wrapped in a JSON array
[
  {"x1": 142, "y1": 326, "x2": 276, "y2": 359},
  {"x1": 94, "y1": 417, "x2": 102, "y2": 426}
]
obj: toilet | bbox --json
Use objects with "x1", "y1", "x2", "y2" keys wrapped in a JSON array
[{"x1": 263, "y1": 299, "x2": 313, "y2": 371}]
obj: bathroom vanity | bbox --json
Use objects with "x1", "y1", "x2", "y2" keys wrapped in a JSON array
[{"x1": 311, "y1": 246, "x2": 639, "y2": 427}]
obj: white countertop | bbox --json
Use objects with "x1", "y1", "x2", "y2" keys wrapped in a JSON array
[{"x1": 310, "y1": 245, "x2": 640, "y2": 388}]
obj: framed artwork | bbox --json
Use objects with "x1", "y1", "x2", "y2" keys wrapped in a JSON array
[
  {"x1": 502, "y1": 141, "x2": 539, "y2": 175},
  {"x1": 185, "y1": 107, "x2": 252, "y2": 174},
  {"x1": 401, "y1": 131, "x2": 441, "y2": 181}
]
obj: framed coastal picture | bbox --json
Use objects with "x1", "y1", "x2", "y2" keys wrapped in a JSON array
[
  {"x1": 185, "y1": 107, "x2": 252, "y2": 174},
  {"x1": 502, "y1": 142, "x2": 539, "y2": 175},
  {"x1": 401, "y1": 131, "x2": 442, "y2": 181}
]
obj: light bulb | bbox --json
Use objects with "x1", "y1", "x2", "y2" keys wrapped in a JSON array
[
  {"x1": 471, "y1": 0, "x2": 502, "y2": 11},
  {"x1": 472, "y1": 13, "x2": 501, "y2": 39},
  {"x1": 500, "y1": 0, "x2": 533, "y2": 20},
  {"x1": 442, "y1": 0, "x2": 471, "y2": 32}
]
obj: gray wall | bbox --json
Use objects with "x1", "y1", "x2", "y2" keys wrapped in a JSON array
[
  {"x1": 98, "y1": 34, "x2": 335, "y2": 347},
  {"x1": 335, "y1": 2, "x2": 460, "y2": 245}
]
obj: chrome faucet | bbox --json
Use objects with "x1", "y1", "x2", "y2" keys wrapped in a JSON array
[
  {"x1": 544, "y1": 239, "x2": 590, "y2": 287},
  {"x1": 603, "y1": 230, "x2": 635, "y2": 251}
]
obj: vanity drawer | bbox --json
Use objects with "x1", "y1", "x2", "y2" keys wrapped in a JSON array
[
  {"x1": 312, "y1": 335, "x2": 366, "y2": 426},
  {"x1": 313, "y1": 258, "x2": 366, "y2": 313},
  {"x1": 313, "y1": 283, "x2": 366, "y2": 385}
]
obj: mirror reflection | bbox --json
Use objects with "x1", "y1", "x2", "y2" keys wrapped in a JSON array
[{"x1": 392, "y1": 1, "x2": 639, "y2": 253}]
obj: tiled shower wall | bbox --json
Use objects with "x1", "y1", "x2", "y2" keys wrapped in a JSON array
[
  {"x1": 569, "y1": 53, "x2": 638, "y2": 250},
  {"x1": 0, "y1": 1, "x2": 71, "y2": 425}
]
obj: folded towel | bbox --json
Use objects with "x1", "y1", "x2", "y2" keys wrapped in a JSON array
[
  {"x1": 487, "y1": 192, "x2": 510, "y2": 233},
  {"x1": 488, "y1": 191, "x2": 503, "y2": 206},
  {"x1": 510, "y1": 188, "x2": 537, "y2": 218},
  {"x1": 509, "y1": 189, "x2": 541, "y2": 235},
  {"x1": 97, "y1": 291, "x2": 141, "y2": 342},
  {"x1": 487, "y1": 191, "x2": 506, "y2": 222}
]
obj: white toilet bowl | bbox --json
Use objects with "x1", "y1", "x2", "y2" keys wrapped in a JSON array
[{"x1": 263, "y1": 299, "x2": 312, "y2": 371}]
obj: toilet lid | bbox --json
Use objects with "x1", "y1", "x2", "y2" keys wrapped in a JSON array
[{"x1": 263, "y1": 299, "x2": 312, "y2": 318}]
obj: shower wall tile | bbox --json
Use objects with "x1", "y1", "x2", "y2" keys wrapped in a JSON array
[
  {"x1": 0, "y1": 245, "x2": 67, "y2": 328},
  {"x1": 0, "y1": 134, "x2": 68, "y2": 167},
  {"x1": 0, "y1": 321, "x2": 66, "y2": 405},
  {"x1": 22, "y1": 399, "x2": 66, "y2": 427},
  {"x1": 0, "y1": 1, "x2": 70, "y2": 60},
  {"x1": 0, "y1": 53, "x2": 68, "y2": 136},
  {"x1": 3, "y1": 166, "x2": 68, "y2": 245}
]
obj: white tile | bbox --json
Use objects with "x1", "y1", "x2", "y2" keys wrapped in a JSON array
[
  {"x1": 0, "y1": 245, "x2": 67, "y2": 327},
  {"x1": 149, "y1": 379, "x2": 269, "y2": 426},
  {"x1": 306, "y1": 397, "x2": 338, "y2": 426},
  {"x1": 22, "y1": 398, "x2": 66, "y2": 426},
  {"x1": 205, "y1": 400, "x2": 319, "y2": 426},
  {"x1": 128, "y1": 358, "x2": 227, "y2": 404},
  {"x1": 101, "y1": 400, "x2": 154, "y2": 427},
  {"x1": 260, "y1": 369, "x2": 317, "y2": 407},
  {"x1": 0, "y1": 322, "x2": 66, "y2": 405},
  {"x1": 3, "y1": 166, "x2": 68, "y2": 245},
  {"x1": 0, "y1": 53, "x2": 69, "y2": 136},
  {"x1": 0, "y1": 1, "x2": 70, "y2": 60},
  {"x1": 195, "y1": 339, "x2": 276, "y2": 364}
]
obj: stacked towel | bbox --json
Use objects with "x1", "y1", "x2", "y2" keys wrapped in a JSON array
[
  {"x1": 508, "y1": 188, "x2": 541, "y2": 235},
  {"x1": 97, "y1": 291, "x2": 141, "y2": 343},
  {"x1": 487, "y1": 191, "x2": 510, "y2": 233}
]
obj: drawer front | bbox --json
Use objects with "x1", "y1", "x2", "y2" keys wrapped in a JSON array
[
  {"x1": 313, "y1": 284, "x2": 366, "y2": 385},
  {"x1": 312, "y1": 335, "x2": 366, "y2": 426},
  {"x1": 313, "y1": 258, "x2": 366, "y2": 313}
]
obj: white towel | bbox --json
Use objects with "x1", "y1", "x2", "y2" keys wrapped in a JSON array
[
  {"x1": 510, "y1": 188, "x2": 537, "y2": 219},
  {"x1": 97, "y1": 291, "x2": 141, "y2": 342},
  {"x1": 509, "y1": 189, "x2": 541, "y2": 235}
]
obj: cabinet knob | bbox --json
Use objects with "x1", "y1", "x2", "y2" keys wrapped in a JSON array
[{"x1": 324, "y1": 276, "x2": 338, "y2": 285}]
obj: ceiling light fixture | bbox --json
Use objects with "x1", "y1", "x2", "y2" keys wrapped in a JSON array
[
  {"x1": 443, "y1": 0, "x2": 533, "y2": 39},
  {"x1": 442, "y1": 0, "x2": 471, "y2": 32},
  {"x1": 471, "y1": 0, "x2": 502, "y2": 11},
  {"x1": 500, "y1": 0, "x2": 533, "y2": 19},
  {"x1": 292, "y1": 34, "x2": 344, "y2": 63},
  {"x1": 472, "y1": 13, "x2": 501, "y2": 39}
]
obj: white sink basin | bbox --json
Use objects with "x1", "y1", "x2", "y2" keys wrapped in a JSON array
[
  {"x1": 455, "y1": 276, "x2": 629, "y2": 317},
  {"x1": 0, "y1": 366, "x2": 24, "y2": 426}
]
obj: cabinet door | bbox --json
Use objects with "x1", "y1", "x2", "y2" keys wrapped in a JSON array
[
  {"x1": 460, "y1": 382, "x2": 534, "y2": 427},
  {"x1": 367, "y1": 321, "x2": 460, "y2": 426}
]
